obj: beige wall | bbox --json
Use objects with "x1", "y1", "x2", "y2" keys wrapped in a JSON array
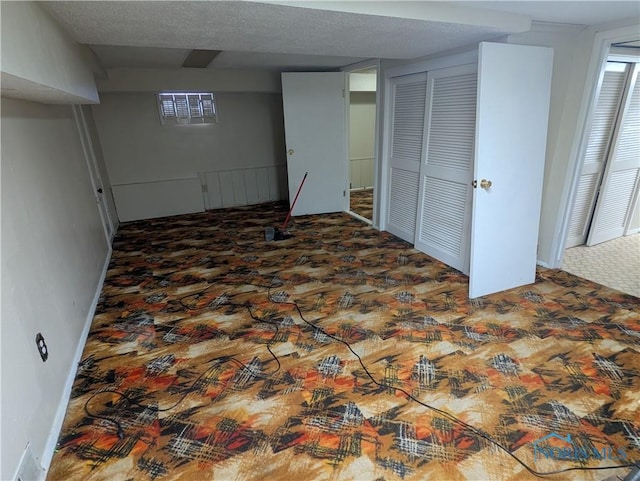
[
  {"x1": 0, "y1": 2, "x2": 98, "y2": 104},
  {"x1": 506, "y1": 25, "x2": 594, "y2": 265},
  {"x1": 97, "y1": 68, "x2": 281, "y2": 94},
  {"x1": 1, "y1": 98, "x2": 110, "y2": 480},
  {"x1": 349, "y1": 91, "x2": 376, "y2": 188},
  {"x1": 93, "y1": 92, "x2": 285, "y2": 185}
]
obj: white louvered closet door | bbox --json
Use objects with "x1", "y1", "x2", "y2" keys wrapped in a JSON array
[
  {"x1": 588, "y1": 63, "x2": 640, "y2": 246},
  {"x1": 566, "y1": 62, "x2": 628, "y2": 247},
  {"x1": 414, "y1": 63, "x2": 477, "y2": 274},
  {"x1": 386, "y1": 73, "x2": 428, "y2": 242}
]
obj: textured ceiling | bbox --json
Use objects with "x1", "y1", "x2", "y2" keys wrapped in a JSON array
[{"x1": 40, "y1": 1, "x2": 640, "y2": 71}]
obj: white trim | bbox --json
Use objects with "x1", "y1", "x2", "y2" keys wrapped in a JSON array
[
  {"x1": 536, "y1": 259, "x2": 552, "y2": 268},
  {"x1": 343, "y1": 59, "x2": 382, "y2": 227},
  {"x1": 383, "y1": 49, "x2": 478, "y2": 80},
  {"x1": 341, "y1": 58, "x2": 379, "y2": 73},
  {"x1": 346, "y1": 209, "x2": 373, "y2": 226},
  {"x1": 40, "y1": 246, "x2": 113, "y2": 477},
  {"x1": 552, "y1": 23, "x2": 640, "y2": 268}
]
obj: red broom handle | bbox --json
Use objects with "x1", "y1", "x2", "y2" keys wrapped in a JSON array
[{"x1": 282, "y1": 172, "x2": 308, "y2": 229}]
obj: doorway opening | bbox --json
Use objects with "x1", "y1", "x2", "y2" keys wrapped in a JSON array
[
  {"x1": 347, "y1": 67, "x2": 377, "y2": 224},
  {"x1": 563, "y1": 43, "x2": 639, "y2": 296}
]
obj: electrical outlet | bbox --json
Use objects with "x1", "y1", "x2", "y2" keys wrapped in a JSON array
[{"x1": 35, "y1": 333, "x2": 48, "y2": 362}]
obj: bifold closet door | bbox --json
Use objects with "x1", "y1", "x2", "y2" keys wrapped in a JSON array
[
  {"x1": 567, "y1": 62, "x2": 629, "y2": 248},
  {"x1": 414, "y1": 63, "x2": 477, "y2": 274},
  {"x1": 385, "y1": 73, "x2": 428, "y2": 242},
  {"x1": 587, "y1": 63, "x2": 640, "y2": 246}
]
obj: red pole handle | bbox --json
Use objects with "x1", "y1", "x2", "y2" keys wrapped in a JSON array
[{"x1": 282, "y1": 172, "x2": 308, "y2": 229}]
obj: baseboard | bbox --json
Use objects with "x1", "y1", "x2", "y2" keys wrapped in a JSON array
[
  {"x1": 346, "y1": 210, "x2": 373, "y2": 226},
  {"x1": 536, "y1": 259, "x2": 551, "y2": 268},
  {"x1": 39, "y1": 246, "x2": 113, "y2": 477}
]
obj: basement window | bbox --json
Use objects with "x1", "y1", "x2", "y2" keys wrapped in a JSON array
[{"x1": 157, "y1": 92, "x2": 217, "y2": 125}]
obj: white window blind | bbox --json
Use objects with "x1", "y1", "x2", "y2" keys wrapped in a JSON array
[{"x1": 157, "y1": 92, "x2": 217, "y2": 125}]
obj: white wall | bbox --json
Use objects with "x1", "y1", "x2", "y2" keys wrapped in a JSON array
[
  {"x1": 0, "y1": 2, "x2": 99, "y2": 104},
  {"x1": 97, "y1": 68, "x2": 281, "y2": 94},
  {"x1": 508, "y1": 21, "x2": 640, "y2": 265},
  {"x1": 349, "y1": 91, "x2": 376, "y2": 188},
  {"x1": 506, "y1": 25, "x2": 594, "y2": 266},
  {"x1": 91, "y1": 91, "x2": 287, "y2": 220},
  {"x1": 81, "y1": 105, "x2": 119, "y2": 234},
  {"x1": 1, "y1": 98, "x2": 110, "y2": 480},
  {"x1": 93, "y1": 92, "x2": 285, "y2": 183}
]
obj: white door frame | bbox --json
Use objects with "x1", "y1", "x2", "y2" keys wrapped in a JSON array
[
  {"x1": 342, "y1": 58, "x2": 381, "y2": 226},
  {"x1": 552, "y1": 23, "x2": 640, "y2": 268},
  {"x1": 378, "y1": 49, "x2": 478, "y2": 233}
]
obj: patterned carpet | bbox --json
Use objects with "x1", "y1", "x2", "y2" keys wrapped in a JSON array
[
  {"x1": 350, "y1": 188, "x2": 373, "y2": 220},
  {"x1": 48, "y1": 202, "x2": 640, "y2": 481}
]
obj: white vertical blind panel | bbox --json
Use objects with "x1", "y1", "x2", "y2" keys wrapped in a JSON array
[
  {"x1": 267, "y1": 166, "x2": 282, "y2": 201},
  {"x1": 244, "y1": 169, "x2": 260, "y2": 205},
  {"x1": 202, "y1": 166, "x2": 287, "y2": 210},
  {"x1": 388, "y1": 167, "x2": 419, "y2": 241},
  {"x1": 204, "y1": 172, "x2": 224, "y2": 210},
  {"x1": 231, "y1": 170, "x2": 247, "y2": 206},
  {"x1": 391, "y1": 80, "x2": 427, "y2": 161},
  {"x1": 421, "y1": 178, "x2": 467, "y2": 258},
  {"x1": 219, "y1": 171, "x2": 235, "y2": 207},
  {"x1": 427, "y1": 74, "x2": 478, "y2": 171},
  {"x1": 256, "y1": 167, "x2": 272, "y2": 202}
]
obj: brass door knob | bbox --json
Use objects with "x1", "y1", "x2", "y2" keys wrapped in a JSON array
[{"x1": 480, "y1": 179, "x2": 492, "y2": 190}]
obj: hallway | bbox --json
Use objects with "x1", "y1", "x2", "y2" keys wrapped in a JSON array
[{"x1": 562, "y1": 234, "x2": 640, "y2": 297}]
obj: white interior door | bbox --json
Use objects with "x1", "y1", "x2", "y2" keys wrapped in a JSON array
[
  {"x1": 385, "y1": 73, "x2": 428, "y2": 242},
  {"x1": 72, "y1": 105, "x2": 114, "y2": 243},
  {"x1": 469, "y1": 42, "x2": 553, "y2": 298},
  {"x1": 281, "y1": 72, "x2": 347, "y2": 216},
  {"x1": 415, "y1": 63, "x2": 477, "y2": 274},
  {"x1": 587, "y1": 63, "x2": 640, "y2": 246}
]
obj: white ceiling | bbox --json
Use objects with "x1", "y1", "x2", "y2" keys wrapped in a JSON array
[{"x1": 41, "y1": 1, "x2": 640, "y2": 71}]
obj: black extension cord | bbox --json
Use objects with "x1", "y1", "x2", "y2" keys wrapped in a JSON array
[{"x1": 81, "y1": 275, "x2": 639, "y2": 479}]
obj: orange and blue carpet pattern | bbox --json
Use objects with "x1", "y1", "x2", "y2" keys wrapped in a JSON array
[
  {"x1": 47, "y1": 203, "x2": 640, "y2": 481},
  {"x1": 349, "y1": 188, "x2": 373, "y2": 220}
]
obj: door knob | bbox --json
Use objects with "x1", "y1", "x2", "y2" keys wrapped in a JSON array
[
  {"x1": 288, "y1": 149, "x2": 294, "y2": 155},
  {"x1": 480, "y1": 179, "x2": 492, "y2": 190}
]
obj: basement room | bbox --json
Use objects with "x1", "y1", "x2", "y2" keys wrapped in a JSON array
[{"x1": 1, "y1": 1, "x2": 639, "y2": 480}]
